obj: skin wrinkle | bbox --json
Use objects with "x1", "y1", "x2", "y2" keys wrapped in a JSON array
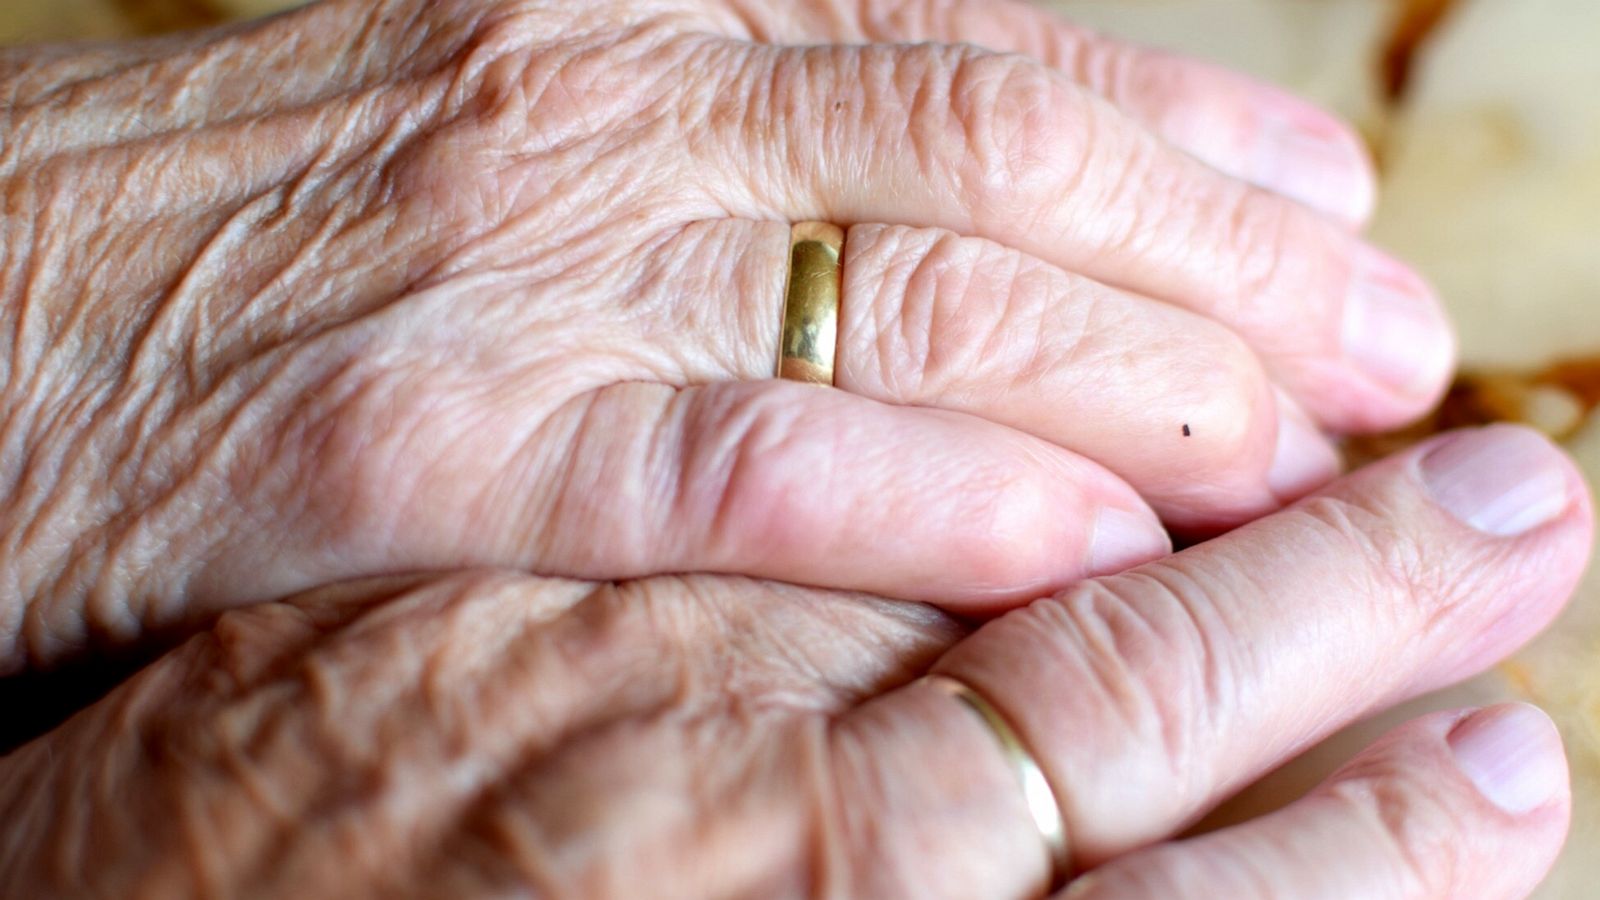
[
  {"x1": 978, "y1": 242, "x2": 1048, "y2": 390},
  {"x1": 0, "y1": 188, "x2": 31, "y2": 384},
  {"x1": 902, "y1": 47, "x2": 961, "y2": 222},
  {"x1": 929, "y1": 236, "x2": 1000, "y2": 396},
  {"x1": 703, "y1": 42, "x2": 783, "y2": 216},
  {"x1": 0, "y1": 3, "x2": 1553, "y2": 888},
  {"x1": 1048, "y1": 284, "x2": 1122, "y2": 396},
  {"x1": 625, "y1": 386, "x2": 698, "y2": 567},
  {"x1": 956, "y1": 52, "x2": 1056, "y2": 228},
  {"x1": 350, "y1": 573, "x2": 889, "y2": 896},
  {"x1": 877, "y1": 229, "x2": 927, "y2": 397},
  {"x1": 847, "y1": 222, "x2": 1278, "y2": 521},
  {"x1": 1073, "y1": 25, "x2": 1137, "y2": 115},
  {"x1": 188, "y1": 341, "x2": 394, "y2": 597},
  {"x1": 978, "y1": 56, "x2": 1084, "y2": 234},
  {"x1": 1333, "y1": 778, "x2": 1443, "y2": 897},
  {"x1": 699, "y1": 387, "x2": 807, "y2": 569},
  {"x1": 894, "y1": 233, "x2": 969, "y2": 397},
  {"x1": 5, "y1": 179, "x2": 63, "y2": 382},
  {"x1": 45, "y1": 117, "x2": 419, "y2": 361},
  {"x1": 1285, "y1": 497, "x2": 1435, "y2": 671},
  {"x1": 140, "y1": 190, "x2": 291, "y2": 390},
  {"x1": 1110, "y1": 566, "x2": 1237, "y2": 804},
  {"x1": 633, "y1": 223, "x2": 754, "y2": 375},
  {"x1": 1020, "y1": 586, "x2": 1157, "y2": 745},
  {"x1": 0, "y1": 5, "x2": 470, "y2": 165},
  {"x1": 532, "y1": 387, "x2": 647, "y2": 570},
  {"x1": 1, "y1": 45, "x2": 550, "y2": 659},
  {"x1": 83, "y1": 358, "x2": 312, "y2": 626},
  {"x1": 1217, "y1": 188, "x2": 1300, "y2": 329},
  {"x1": 1068, "y1": 99, "x2": 1158, "y2": 271},
  {"x1": 1002, "y1": 261, "x2": 1073, "y2": 393},
  {"x1": 1045, "y1": 581, "x2": 1204, "y2": 809}
]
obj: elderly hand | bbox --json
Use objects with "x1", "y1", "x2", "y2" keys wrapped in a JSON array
[
  {"x1": 0, "y1": 0, "x2": 1451, "y2": 670},
  {"x1": 2, "y1": 425, "x2": 1585, "y2": 898}
]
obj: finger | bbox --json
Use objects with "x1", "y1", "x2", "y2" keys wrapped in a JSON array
[
  {"x1": 1067, "y1": 705, "x2": 1570, "y2": 900},
  {"x1": 834, "y1": 425, "x2": 1592, "y2": 894},
  {"x1": 270, "y1": 378, "x2": 1169, "y2": 615},
  {"x1": 526, "y1": 380, "x2": 1170, "y2": 610},
  {"x1": 692, "y1": 40, "x2": 1454, "y2": 432},
  {"x1": 719, "y1": 0, "x2": 1376, "y2": 225},
  {"x1": 671, "y1": 219, "x2": 1341, "y2": 530}
]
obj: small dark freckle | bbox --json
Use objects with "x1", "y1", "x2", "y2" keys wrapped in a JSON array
[
  {"x1": 834, "y1": 101, "x2": 845, "y2": 111},
  {"x1": 1182, "y1": 424, "x2": 1192, "y2": 437}
]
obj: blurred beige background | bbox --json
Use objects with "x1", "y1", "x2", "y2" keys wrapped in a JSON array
[{"x1": 4, "y1": 0, "x2": 1598, "y2": 895}]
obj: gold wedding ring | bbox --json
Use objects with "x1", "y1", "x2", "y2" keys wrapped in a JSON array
[
  {"x1": 922, "y1": 674, "x2": 1071, "y2": 891},
  {"x1": 777, "y1": 222, "x2": 844, "y2": 384}
]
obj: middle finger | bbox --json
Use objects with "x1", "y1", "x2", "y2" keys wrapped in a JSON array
[{"x1": 718, "y1": 0, "x2": 1379, "y2": 227}]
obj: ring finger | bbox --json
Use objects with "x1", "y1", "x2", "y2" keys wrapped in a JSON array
[{"x1": 664, "y1": 219, "x2": 1339, "y2": 531}]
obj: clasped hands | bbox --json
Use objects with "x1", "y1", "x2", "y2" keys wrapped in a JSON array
[{"x1": 0, "y1": 1, "x2": 1589, "y2": 897}]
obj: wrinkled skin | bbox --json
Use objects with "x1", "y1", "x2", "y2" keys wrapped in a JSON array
[
  {"x1": 4, "y1": 2, "x2": 1563, "y2": 898},
  {"x1": 0, "y1": 427, "x2": 1591, "y2": 898},
  {"x1": 0, "y1": 0, "x2": 1453, "y2": 672}
]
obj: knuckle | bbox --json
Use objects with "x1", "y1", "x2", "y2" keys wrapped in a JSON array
[
  {"x1": 1220, "y1": 188, "x2": 1296, "y2": 314},
  {"x1": 1284, "y1": 495, "x2": 1468, "y2": 641},
  {"x1": 1217, "y1": 188, "x2": 1342, "y2": 343},
  {"x1": 931, "y1": 48, "x2": 1085, "y2": 216},
  {"x1": 850, "y1": 227, "x2": 1074, "y2": 403},
  {"x1": 1063, "y1": 27, "x2": 1141, "y2": 105},
  {"x1": 676, "y1": 385, "x2": 816, "y2": 557},
  {"x1": 869, "y1": 230, "x2": 1016, "y2": 395},
  {"x1": 389, "y1": 8, "x2": 702, "y2": 227},
  {"x1": 1009, "y1": 575, "x2": 1241, "y2": 810},
  {"x1": 1326, "y1": 773, "x2": 1458, "y2": 896},
  {"x1": 1075, "y1": 125, "x2": 1172, "y2": 261},
  {"x1": 842, "y1": 224, "x2": 933, "y2": 394}
]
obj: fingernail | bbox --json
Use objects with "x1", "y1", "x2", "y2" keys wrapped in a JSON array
[
  {"x1": 1448, "y1": 704, "x2": 1566, "y2": 814},
  {"x1": 1253, "y1": 106, "x2": 1375, "y2": 224},
  {"x1": 1090, "y1": 508, "x2": 1171, "y2": 574},
  {"x1": 1421, "y1": 426, "x2": 1572, "y2": 536},
  {"x1": 1342, "y1": 246, "x2": 1454, "y2": 394},
  {"x1": 1267, "y1": 406, "x2": 1341, "y2": 500}
]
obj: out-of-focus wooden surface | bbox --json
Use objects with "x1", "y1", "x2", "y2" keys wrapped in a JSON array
[
  {"x1": 0, "y1": 0, "x2": 299, "y2": 42},
  {"x1": 4, "y1": 0, "x2": 1598, "y2": 895}
]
